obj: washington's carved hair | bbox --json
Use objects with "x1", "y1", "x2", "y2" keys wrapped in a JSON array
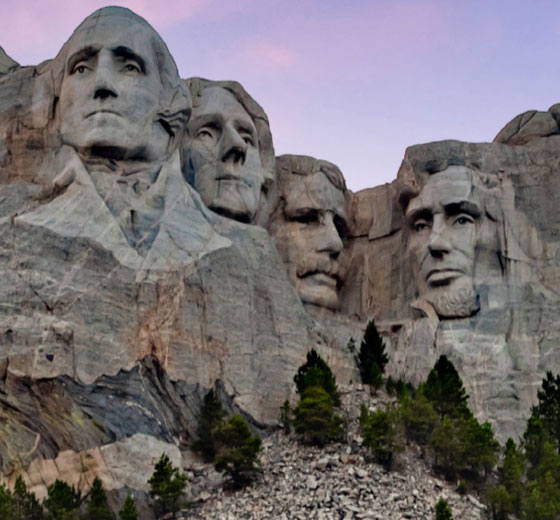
[{"x1": 48, "y1": 6, "x2": 191, "y2": 138}]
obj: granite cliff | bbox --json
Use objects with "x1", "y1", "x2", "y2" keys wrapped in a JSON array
[{"x1": 0, "y1": 5, "x2": 559, "y2": 504}]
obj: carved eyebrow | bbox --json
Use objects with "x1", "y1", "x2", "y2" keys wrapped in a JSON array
[
  {"x1": 444, "y1": 201, "x2": 482, "y2": 218},
  {"x1": 190, "y1": 113, "x2": 225, "y2": 130},
  {"x1": 67, "y1": 46, "x2": 99, "y2": 73},
  {"x1": 112, "y1": 46, "x2": 146, "y2": 73},
  {"x1": 405, "y1": 207, "x2": 432, "y2": 223}
]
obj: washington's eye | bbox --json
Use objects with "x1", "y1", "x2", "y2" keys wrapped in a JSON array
[
  {"x1": 242, "y1": 135, "x2": 254, "y2": 146},
  {"x1": 72, "y1": 64, "x2": 90, "y2": 75}
]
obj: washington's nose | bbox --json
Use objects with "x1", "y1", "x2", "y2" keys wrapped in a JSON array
[
  {"x1": 93, "y1": 56, "x2": 118, "y2": 100},
  {"x1": 318, "y1": 214, "x2": 344, "y2": 256},
  {"x1": 220, "y1": 125, "x2": 247, "y2": 165}
]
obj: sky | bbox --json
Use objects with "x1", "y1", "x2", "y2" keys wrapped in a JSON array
[{"x1": 1, "y1": 0, "x2": 559, "y2": 192}]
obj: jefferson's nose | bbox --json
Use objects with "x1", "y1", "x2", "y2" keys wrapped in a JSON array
[
  {"x1": 318, "y1": 213, "x2": 344, "y2": 256},
  {"x1": 94, "y1": 54, "x2": 118, "y2": 100},
  {"x1": 220, "y1": 125, "x2": 247, "y2": 165}
]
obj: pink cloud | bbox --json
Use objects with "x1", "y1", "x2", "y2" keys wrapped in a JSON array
[
  {"x1": 242, "y1": 42, "x2": 297, "y2": 69},
  {"x1": 1, "y1": 0, "x2": 212, "y2": 64}
]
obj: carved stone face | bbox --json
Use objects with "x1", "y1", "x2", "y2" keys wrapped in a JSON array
[
  {"x1": 405, "y1": 166, "x2": 487, "y2": 317},
  {"x1": 271, "y1": 172, "x2": 347, "y2": 310},
  {"x1": 58, "y1": 17, "x2": 169, "y2": 161},
  {"x1": 183, "y1": 86, "x2": 265, "y2": 223}
]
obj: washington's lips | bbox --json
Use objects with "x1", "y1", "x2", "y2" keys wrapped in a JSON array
[
  {"x1": 214, "y1": 173, "x2": 253, "y2": 188},
  {"x1": 85, "y1": 109, "x2": 122, "y2": 118},
  {"x1": 425, "y1": 268, "x2": 464, "y2": 285}
]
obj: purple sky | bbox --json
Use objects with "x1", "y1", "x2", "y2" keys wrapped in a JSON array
[{"x1": 2, "y1": 0, "x2": 559, "y2": 192}]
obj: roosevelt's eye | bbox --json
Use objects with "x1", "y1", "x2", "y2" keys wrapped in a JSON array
[
  {"x1": 413, "y1": 220, "x2": 430, "y2": 232},
  {"x1": 292, "y1": 209, "x2": 319, "y2": 225}
]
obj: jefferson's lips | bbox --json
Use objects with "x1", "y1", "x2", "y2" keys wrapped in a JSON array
[{"x1": 300, "y1": 271, "x2": 338, "y2": 288}]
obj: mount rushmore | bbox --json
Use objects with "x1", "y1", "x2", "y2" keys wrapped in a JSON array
[{"x1": 1, "y1": 6, "x2": 560, "y2": 497}]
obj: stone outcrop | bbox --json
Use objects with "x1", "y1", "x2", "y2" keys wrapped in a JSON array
[{"x1": 1, "y1": 4, "x2": 560, "y2": 505}]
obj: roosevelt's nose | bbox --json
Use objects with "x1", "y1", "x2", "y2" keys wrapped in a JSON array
[
  {"x1": 220, "y1": 125, "x2": 247, "y2": 165},
  {"x1": 318, "y1": 213, "x2": 344, "y2": 256},
  {"x1": 93, "y1": 53, "x2": 118, "y2": 100}
]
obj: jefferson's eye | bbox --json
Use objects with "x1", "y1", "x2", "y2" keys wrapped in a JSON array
[
  {"x1": 242, "y1": 136, "x2": 254, "y2": 146},
  {"x1": 196, "y1": 128, "x2": 214, "y2": 140}
]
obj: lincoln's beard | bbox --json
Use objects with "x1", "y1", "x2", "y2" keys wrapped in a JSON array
[{"x1": 423, "y1": 278, "x2": 479, "y2": 319}]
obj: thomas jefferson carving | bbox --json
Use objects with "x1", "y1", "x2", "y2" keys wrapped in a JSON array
[
  {"x1": 182, "y1": 78, "x2": 275, "y2": 225},
  {"x1": 268, "y1": 155, "x2": 348, "y2": 311}
]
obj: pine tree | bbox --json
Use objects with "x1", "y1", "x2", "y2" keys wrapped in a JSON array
[
  {"x1": 148, "y1": 453, "x2": 188, "y2": 515},
  {"x1": 501, "y1": 438, "x2": 525, "y2": 516},
  {"x1": 358, "y1": 319, "x2": 388, "y2": 389},
  {"x1": 84, "y1": 477, "x2": 114, "y2": 520},
  {"x1": 43, "y1": 479, "x2": 81, "y2": 520},
  {"x1": 400, "y1": 389, "x2": 439, "y2": 446},
  {"x1": 118, "y1": 495, "x2": 138, "y2": 520},
  {"x1": 279, "y1": 400, "x2": 292, "y2": 434},
  {"x1": 294, "y1": 349, "x2": 340, "y2": 406},
  {"x1": 192, "y1": 388, "x2": 225, "y2": 462},
  {"x1": 435, "y1": 498, "x2": 453, "y2": 520},
  {"x1": 360, "y1": 404, "x2": 400, "y2": 470},
  {"x1": 294, "y1": 386, "x2": 343, "y2": 446},
  {"x1": 0, "y1": 483, "x2": 15, "y2": 520},
  {"x1": 13, "y1": 476, "x2": 43, "y2": 520},
  {"x1": 532, "y1": 371, "x2": 560, "y2": 453},
  {"x1": 214, "y1": 415, "x2": 262, "y2": 489},
  {"x1": 460, "y1": 418, "x2": 498, "y2": 479},
  {"x1": 423, "y1": 355, "x2": 470, "y2": 420}
]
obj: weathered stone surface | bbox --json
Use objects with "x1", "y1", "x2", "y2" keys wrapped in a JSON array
[
  {"x1": 0, "y1": 7, "x2": 360, "y2": 500},
  {"x1": 2, "y1": 3, "x2": 560, "y2": 509},
  {"x1": 0, "y1": 46, "x2": 18, "y2": 75}
]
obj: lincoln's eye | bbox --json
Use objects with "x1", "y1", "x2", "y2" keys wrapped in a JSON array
[
  {"x1": 414, "y1": 221, "x2": 429, "y2": 232},
  {"x1": 454, "y1": 215, "x2": 474, "y2": 226}
]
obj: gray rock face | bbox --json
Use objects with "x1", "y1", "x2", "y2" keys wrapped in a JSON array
[
  {"x1": 2, "y1": 3, "x2": 560, "y2": 502},
  {"x1": 0, "y1": 47, "x2": 18, "y2": 75}
]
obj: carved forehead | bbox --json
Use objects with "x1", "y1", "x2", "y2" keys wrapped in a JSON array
[
  {"x1": 282, "y1": 172, "x2": 347, "y2": 217},
  {"x1": 192, "y1": 86, "x2": 255, "y2": 129},
  {"x1": 406, "y1": 166, "x2": 483, "y2": 216}
]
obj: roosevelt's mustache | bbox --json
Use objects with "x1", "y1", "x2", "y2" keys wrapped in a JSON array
[{"x1": 296, "y1": 256, "x2": 340, "y2": 279}]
